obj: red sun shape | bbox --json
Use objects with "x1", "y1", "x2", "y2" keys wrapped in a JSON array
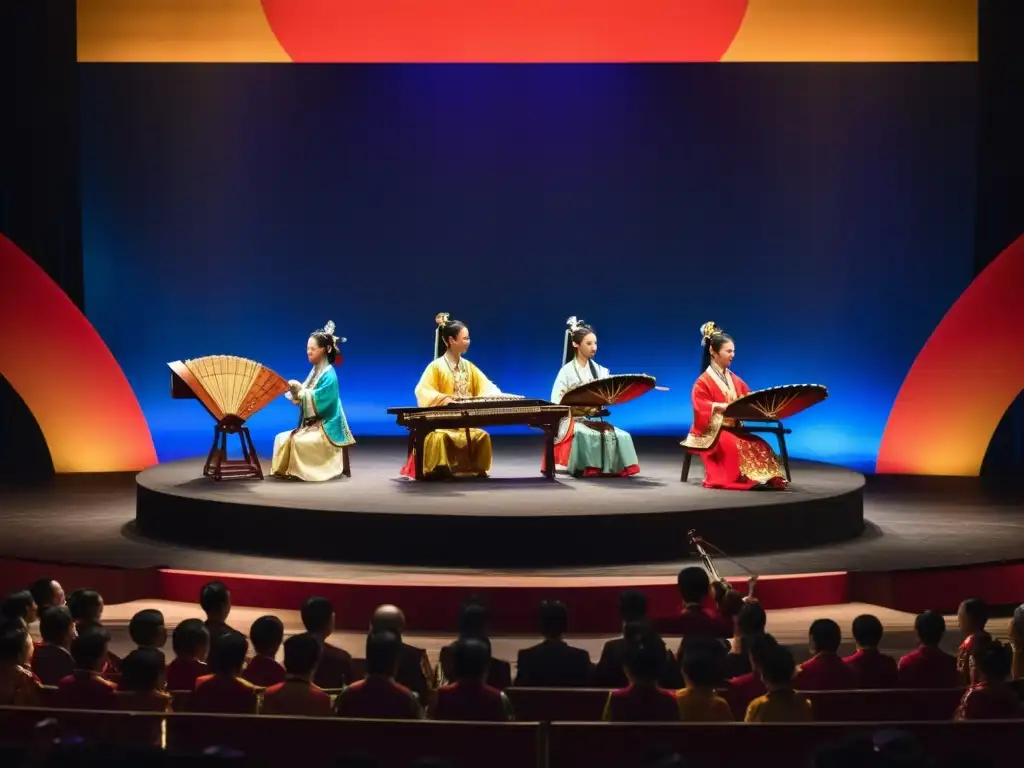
[{"x1": 260, "y1": 0, "x2": 749, "y2": 63}]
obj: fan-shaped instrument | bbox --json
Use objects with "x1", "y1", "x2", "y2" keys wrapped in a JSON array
[
  {"x1": 169, "y1": 355, "x2": 289, "y2": 480},
  {"x1": 559, "y1": 374, "x2": 656, "y2": 408},
  {"x1": 724, "y1": 384, "x2": 828, "y2": 421}
]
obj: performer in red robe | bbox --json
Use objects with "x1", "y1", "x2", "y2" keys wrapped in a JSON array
[{"x1": 682, "y1": 322, "x2": 786, "y2": 490}]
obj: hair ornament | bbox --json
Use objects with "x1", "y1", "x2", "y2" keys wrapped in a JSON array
[
  {"x1": 700, "y1": 321, "x2": 721, "y2": 344},
  {"x1": 320, "y1": 320, "x2": 346, "y2": 348},
  {"x1": 435, "y1": 312, "x2": 450, "y2": 326},
  {"x1": 566, "y1": 316, "x2": 585, "y2": 333}
]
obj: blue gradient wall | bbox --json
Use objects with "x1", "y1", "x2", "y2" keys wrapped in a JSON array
[{"x1": 79, "y1": 65, "x2": 976, "y2": 471}]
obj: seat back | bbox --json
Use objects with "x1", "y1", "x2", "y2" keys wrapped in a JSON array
[
  {"x1": 804, "y1": 688, "x2": 964, "y2": 722},
  {"x1": 505, "y1": 687, "x2": 609, "y2": 721}
]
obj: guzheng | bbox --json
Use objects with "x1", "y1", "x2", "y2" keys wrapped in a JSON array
[
  {"x1": 559, "y1": 374, "x2": 657, "y2": 408},
  {"x1": 724, "y1": 383, "x2": 828, "y2": 421},
  {"x1": 168, "y1": 355, "x2": 289, "y2": 480}
]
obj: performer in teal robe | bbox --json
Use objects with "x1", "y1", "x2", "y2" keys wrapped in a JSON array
[{"x1": 271, "y1": 321, "x2": 355, "y2": 481}]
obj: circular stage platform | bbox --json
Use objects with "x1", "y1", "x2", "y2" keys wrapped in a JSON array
[{"x1": 136, "y1": 439, "x2": 864, "y2": 567}]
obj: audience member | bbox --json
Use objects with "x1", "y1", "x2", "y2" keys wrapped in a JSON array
[
  {"x1": 956, "y1": 638, "x2": 1022, "y2": 720},
  {"x1": 438, "y1": 599, "x2": 512, "y2": 689},
  {"x1": 191, "y1": 631, "x2": 259, "y2": 714},
  {"x1": 744, "y1": 644, "x2": 813, "y2": 722},
  {"x1": 1, "y1": 591, "x2": 38, "y2": 626},
  {"x1": 723, "y1": 600, "x2": 767, "y2": 678},
  {"x1": 431, "y1": 636, "x2": 513, "y2": 721},
  {"x1": 243, "y1": 615, "x2": 286, "y2": 688},
  {"x1": 1011, "y1": 604, "x2": 1024, "y2": 681},
  {"x1": 128, "y1": 609, "x2": 168, "y2": 650},
  {"x1": 956, "y1": 598, "x2": 990, "y2": 685},
  {"x1": 66, "y1": 589, "x2": 121, "y2": 674},
  {"x1": 57, "y1": 627, "x2": 117, "y2": 709},
  {"x1": 724, "y1": 632, "x2": 778, "y2": 719},
  {"x1": 31, "y1": 606, "x2": 76, "y2": 685},
  {"x1": 603, "y1": 633, "x2": 681, "y2": 722},
  {"x1": 263, "y1": 632, "x2": 332, "y2": 716},
  {"x1": 843, "y1": 614, "x2": 898, "y2": 688},
  {"x1": 514, "y1": 600, "x2": 592, "y2": 687},
  {"x1": 660, "y1": 568, "x2": 732, "y2": 650},
  {"x1": 594, "y1": 590, "x2": 649, "y2": 687},
  {"x1": 795, "y1": 618, "x2": 859, "y2": 690},
  {"x1": 334, "y1": 630, "x2": 423, "y2": 719},
  {"x1": 676, "y1": 645, "x2": 733, "y2": 721},
  {"x1": 200, "y1": 581, "x2": 237, "y2": 643},
  {"x1": 897, "y1": 610, "x2": 959, "y2": 689},
  {"x1": 0, "y1": 619, "x2": 43, "y2": 706},
  {"x1": 166, "y1": 618, "x2": 210, "y2": 691},
  {"x1": 369, "y1": 604, "x2": 432, "y2": 703},
  {"x1": 301, "y1": 596, "x2": 354, "y2": 688},
  {"x1": 117, "y1": 648, "x2": 171, "y2": 711},
  {"x1": 28, "y1": 578, "x2": 66, "y2": 612}
]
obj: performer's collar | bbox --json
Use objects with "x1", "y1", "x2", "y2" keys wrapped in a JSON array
[
  {"x1": 710, "y1": 361, "x2": 728, "y2": 379},
  {"x1": 443, "y1": 351, "x2": 463, "y2": 370}
]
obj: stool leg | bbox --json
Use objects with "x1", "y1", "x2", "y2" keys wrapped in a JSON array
[
  {"x1": 777, "y1": 428, "x2": 792, "y2": 482},
  {"x1": 342, "y1": 445, "x2": 351, "y2": 477},
  {"x1": 681, "y1": 451, "x2": 692, "y2": 482}
]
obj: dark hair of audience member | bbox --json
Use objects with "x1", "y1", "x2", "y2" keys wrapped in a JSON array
[
  {"x1": 71, "y1": 627, "x2": 111, "y2": 671},
  {"x1": 809, "y1": 618, "x2": 842, "y2": 654},
  {"x1": 718, "y1": 589, "x2": 745, "y2": 621},
  {"x1": 1, "y1": 590, "x2": 36, "y2": 624},
  {"x1": 208, "y1": 631, "x2": 248, "y2": 675},
  {"x1": 749, "y1": 632, "x2": 780, "y2": 670},
  {"x1": 28, "y1": 579, "x2": 60, "y2": 611},
  {"x1": 452, "y1": 637, "x2": 491, "y2": 681},
  {"x1": 960, "y1": 598, "x2": 988, "y2": 630},
  {"x1": 539, "y1": 600, "x2": 569, "y2": 638},
  {"x1": 736, "y1": 601, "x2": 767, "y2": 636},
  {"x1": 457, "y1": 599, "x2": 490, "y2": 640},
  {"x1": 677, "y1": 567, "x2": 711, "y2": 604},
  {"x1": 128, "y1": 609, "x2": 166, "y2": 647},
  {"x1": 39, "y1": 606, "x2": 75, "y2": 645},
  {"x1": 624, "y1": 638, "x2": 664, "y2": 683},
  {"x1": 250, "y1": 615, "x2": 285, "y2": 656},
  {"x1": 759, "y1": 644, "x2": 797, "y2": 687},
  {"x1": 121, "y1": 647, "x2": 166, "y2": 692},
  {"x1": 682, "y1": 650, "x2": 720, "y2": 688},
  {"x1": 283, "y1": 632, "x2": 322, "y2": 678},
  {"x1": 172, "y1": 618, "x2": 210, "y2": 659},
  {"x1": 913, "y1": 610, "x2": 945, "y2": 647},
  {"x1": 973, "y1": 638, "x2": 1012, "y2": 683},
  {"x1": 301, "y1": 596, "x2": 335, "y2": 635},
  {"x1": 67, "y1": 589, "x2": 103, "y2": 625},
  {"x1": 0, "y1": 621, "x2": 32, "y2": 665},
  {"x1": 851, "y1": 614, "x2": 884, "y2": 649},
  {"x1": 199, "y1": 581, "x2": 231, "y2": 618},
  {"x1": 366, "y1": 630, "x2": 401, "y2": 677},
  {"x1": 619, "y1": 590, "x2": 648, "y2": 623}
]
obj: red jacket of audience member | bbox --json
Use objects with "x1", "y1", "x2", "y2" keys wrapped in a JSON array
[
  {"x1": 897, "y1": 645, "x2": 960, "y2": 689},
  {"x1": 795, "y1": 653, "x2": 859, "y2": 691},
  {"x1": 955, "y1": 682, "x2": 1024, "y2": 720},
  {"x1": 166, "y1": 658, "x2": 208, "y2": 691},
  {"x1": 842, "y1": 648, "x2": 898, "y2": 689},
  {"x1": 334, "y1": 675, "x2": 421, "y2": 720},
  {"x1": 190, "y1": 673, "x2": 259, "y2": 714},
  {"x1": 660, "y1": 604, "x2": 732, "y2": 640},
  {"x1": 603, "y1": 684, "x2": 681, "y2": 722},
  {"x1": 432, "y1": 681, "x2": 510, "y2": 722},
  {"x1": 31, "y1": 644, "x2": 75, "y2": 686},
  {"x1": 242, "y1": 655, "x2": 286, "y2": 688},
  {"x1": 57, "y1": 671, "x2": 118, "y2": 710},
  {"x1": 724, "y1": 671, "x2": 767, "y2": 720},
  {"x1": 313, "y1": 643, "x2": 355, "y2": 690},
  {"x1": 263, "y1": 677, "x2": 332, "y2": 717}
]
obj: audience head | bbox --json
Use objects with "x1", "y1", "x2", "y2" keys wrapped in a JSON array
[
  {"x1": 249, "y1": 615, "x2": 285, "y2": 657},
  {"x1": 736, "y1": 601, "x2": 767, "y2": 637},
  {"x1": 1, "y1": 590, "x2": 37, "y2": 625},
  {"x1": 208, "y1": 631, "x2": 248, "y2": 676},
  {"x1": 624, "y1": 633, "x2": 665, "y2": 684},
  {"x1": 681, "y1": 649, "x2": 720, "y2": 689},
  {"x1": 67, "y1": 589, "x2": 104, "y2": 626},
  {"x1": 28, "y1": 578, "x2": 65, "y2": 611},
  {"x1": 121, "y1": 647, "x2": 167, "y2": 693},
  {"x1": 718, "y1": 589, "x2": 745, "y2": 621},
  {"x1": 539, "y1": 600, "x2": 569, "y2": 639},
  {"x1": 0, "y1": 620, "x2": 33, "y2": 666},
  {"x1": 619, "y1": 590, "x2": 648, "y2": 624},
  {"x1": 451, "y1": 636, "x2": 491, "y2": 682},
  {"x1": 759, "y1": 644, "x2": 797, "y2": 689},
  {"x1": 958, "y1": 598, "x2": 988, "y2": 634},
  {"x1": 457, "y1": 599, "x2": 490, "y2": 640},
  {"x1": 301, "y1": 596, "x2": 336, "y2": 638},
  {"x1": 749, "y1": 632, "x2": 780, "y2": 672},
  {"x1": 71, "y1": 626, "x2": 111, "y2": 672},
  {"x1": 39, "y1": 606, "x2": 77, "y2": 648},
  {"x1": 809, "y1": 618, "x2": 842, "y2": 654},
  {"x1": 172, "y1": 618, "x2": 210, "y2": 661},
  {"x1": 913, "y1": 610, "x2": 946, "y2": 647},
  {"x1": 369, "y1": 604, "x2": 406, "y2": 637},
  {"x1": 365, "y1": 630, "x2": 401, "y2": 677},
  {"x1": 282, "y1": 632, "x2": 322, "y2": 679},
  {"x1": 971, "y1": 637, "x2": 1012, "y2": 684},
  {"x1": 677, "y1": 567, "x2": 711, "y2": 605},
  {"x1": 200, "y1": 581, "x2": 232, "y2": 622},
  {"x1": 851, "y1": 614, "x2": 884, "y2": 650},
  {"x1": 129, "y1": 609, "x2": 168, "y2": 649}
]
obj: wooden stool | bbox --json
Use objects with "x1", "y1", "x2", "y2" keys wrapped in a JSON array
[
  {"x1": 680, "y1": 421, "x2": 793, "y2": 483},
  {"x1": 342, "y1": 445, "x2": 351, "y2": 477}
]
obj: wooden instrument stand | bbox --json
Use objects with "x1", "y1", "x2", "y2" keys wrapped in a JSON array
[
  {"x1": 204, "y1": 416, "x2": 264, "y2": 481},
  {"x1": 681, "y1": 420, "x2": 793, "y2": 483}
]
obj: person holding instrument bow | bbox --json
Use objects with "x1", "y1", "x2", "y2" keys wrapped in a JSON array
[
  {"x1": 682, "y1": 322, "x2": 786, "y2": 490},
  {"x1": 548, "y1": 317, "x2": 639, "y2": 477},
  {"x1": 399, "y1": 313, "x2": 506, "y2": 480}
]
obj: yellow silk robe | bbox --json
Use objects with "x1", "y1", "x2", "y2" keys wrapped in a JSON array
[{"x1": 410, "y1": 355, "x2": 501, "y2": 477}]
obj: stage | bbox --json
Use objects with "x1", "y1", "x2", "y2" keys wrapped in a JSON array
[{"x1": 135, "y1": 438, "x2": 865, "y2": 567}]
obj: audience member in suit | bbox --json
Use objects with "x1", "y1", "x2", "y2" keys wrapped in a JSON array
[
  {"x1": 56, "y1": 627, "x2": 118, "y2": 710},
  {"x1": 31, "y1": 606, "x2": 76, "y2": 685},
  {"x1": 438, "y1": 599, "x2": 512, "y2": 689},
  {"x1": 129, "y1": 609, "x2": 168, "y2": 651},
  {"x1": 514, "y1": 600, "x2": 592, "y2": 687},
  {"x1": 66, "y1": 589, "x2": 121, "y2": 675},
  {"x1": 431, "y1": 637, "x2": 513, "y2": 721},
  {"x1": 302, "y1": 596, "x2": 354, "y2": 689},
  {"x1": 334, "y1": 630, "x2": 422, "y2": 719},
  {"x1": 190, "y1": 631, "x2": 259, "y2": 714},
  {"x1": 370, "y1": 604, "x2": 432, "y2": 704},
  {"x1": 897, "y1": 610, "x2": 959, "y2": 689},
  {"x1": 723, "y1": 600, "x2": 767, "y2": 679},
  {"x1": 263, "y1": 632, "x2": 332, "y2": 716},
  {"x1": 165, "y1": 619, "x2": 210, "y2": 691},
  {"x1": 595, "y1": 591, "x2": 652, "y2": 688},
  {"x1": 843, "y1": 614, "x2": 898, "y2": 689},
  {"x1": 243, "y1": 615, "x2": 286, "y2": 688},
  {"x1": 794, "y1": 618, "x2": 859, "y2": 691},
  {"x1": 603, "y1": 632, "x2": 681, "y2": 722},
  {"x1": 200, "y1": 581, "x2": 238, "y2": 645}
]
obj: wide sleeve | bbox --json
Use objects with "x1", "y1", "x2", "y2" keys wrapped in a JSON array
[
  {"x1": 414, "y1": 362, "x2": 450, "y2": 407},
  {"x1": 681, "y1": 375, "x2": 725, "y2": 451},
  {"x1": 550, "y1": 365, "x2": 572, "y2": 404},
  {"x1": 310, "y1": 367, "x2": 339, "y2": 418},
  {"x1": 731, "y1": 371, "x2": 751, "y2": 398},
  {"x1": 469, "y1": 362, "x2": 501, "y2": 398}
]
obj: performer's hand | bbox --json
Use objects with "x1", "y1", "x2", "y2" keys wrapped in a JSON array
[{"x1": 439, "y1": 396, "x2": 454, "y2": 406}]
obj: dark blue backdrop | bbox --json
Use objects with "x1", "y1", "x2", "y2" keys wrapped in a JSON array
[{"x1": 79, "y1": 64, "x2": 976, "y2": 471}]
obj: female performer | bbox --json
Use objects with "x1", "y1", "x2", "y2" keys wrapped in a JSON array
[
  {"x1": 682, "y1": 322, "x2": 786, "y2": 490},
  {"x1": 399, "y1": 313, "x2": 504, "y2": 479},
  {"x1": 271, "y1": 321, "x2": 355, "y2": 482},
  {"x1": 549, "y1": 317, "x2": 639, "y2": 477}
]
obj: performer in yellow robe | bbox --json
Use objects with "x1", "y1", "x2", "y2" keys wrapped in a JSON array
[{"x1": 399, "y1": 313, "x2": 503, "y2": 479}]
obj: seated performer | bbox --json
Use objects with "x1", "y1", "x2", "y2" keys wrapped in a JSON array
[
  {"x1": 682, "y1": 322, "x2": 786, "y2": 490},
  {"x1": 400, "y1": 313, "x2": 504, "y2": 479},
  {"x1": 548, "y1": 317, "x2": 639, "y2": 477},
  {"x1": 271, "y1": 320, "x2": 355, "y2": 482}
]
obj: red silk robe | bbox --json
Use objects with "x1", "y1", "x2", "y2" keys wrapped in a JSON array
[{"x1": 683, "y1": 367, "x2": 786, "y2": 490}]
